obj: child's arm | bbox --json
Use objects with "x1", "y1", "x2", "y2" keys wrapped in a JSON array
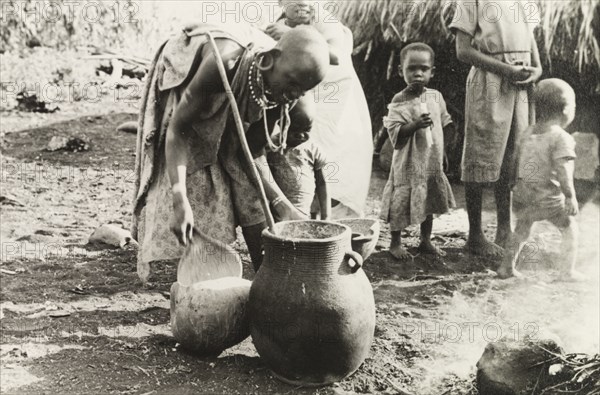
[
  {"x1": 392, "y1": 115, "x2": 433, "y2": 148},
  {"x1": 315, "y1": 168, "x2": 331, "y2": 220},
  {"x1": 254, "y1": 155, "x2": 307, "y2": 220},
  {"x1": 514, "y1": 38, "x2": 543, "y2": 86},
  {"x1": 386, "y1": 93, "x2": 432, "y2": 148},
  {"x1": 455, "y1": 30, "x2": 531, "y2": 82},
  {"x1": 442, "y1": 122, "x2": 456, "y2": 172},
  {"x1": 555, "y1": 157, "x2": 578, "y2": 216}
]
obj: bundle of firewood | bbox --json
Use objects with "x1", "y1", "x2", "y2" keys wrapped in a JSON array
[{"x1": 540, "y1": 352, "x2": 600, "y2": 394}]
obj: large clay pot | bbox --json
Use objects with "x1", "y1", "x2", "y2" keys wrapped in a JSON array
[{"x1": 249, "y1": 221, "x2": 376, "y2": 386}]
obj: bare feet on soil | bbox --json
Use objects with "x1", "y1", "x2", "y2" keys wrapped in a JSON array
[
  {"x1": 389, "y1": 246, "x2": 413, "y2": 260},
  {"x1": 418, "y1": 241, "x2": 447, "y2": 257},
  {"x1": 465, "y1": 235, "x2": 504, "y2": 258}
]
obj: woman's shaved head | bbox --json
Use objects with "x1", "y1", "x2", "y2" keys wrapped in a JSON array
[
  {"x1": 260, "y1": 25, "x2": 329, "y2": 103},
  {"x1": 276, "y1": 25, "x2": 329, "y2": 78}
]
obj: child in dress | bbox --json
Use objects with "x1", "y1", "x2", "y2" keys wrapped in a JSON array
[
  {"x1": 267, "y1": 103, "x2": 331, "y2": 221},
  {"x1": 499, "y1": 79, "x2": 583, "y2": 280},
  {"x1": 450, "y1": 0, "x2": 543, "y2": 257},
  {"x1": 380, "y1": 43, "x2": 456, "y2": 259}
]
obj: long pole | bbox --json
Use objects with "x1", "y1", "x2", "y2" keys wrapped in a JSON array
[{"x1": 206, "y1": 32, "x2": 276, "y2": 233}]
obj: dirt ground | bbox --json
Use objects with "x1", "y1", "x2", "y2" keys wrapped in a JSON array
[{"x1": 1, "y1": 103, "x2": 599, "y2": 395}]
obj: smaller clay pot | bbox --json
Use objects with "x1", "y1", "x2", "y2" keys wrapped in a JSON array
[
  {"x1": 170, "y1": 277, "x2": 251, "y2": 355},
  {"x1": 338, "y1": 218, "x2": 381, "y2": 260}
]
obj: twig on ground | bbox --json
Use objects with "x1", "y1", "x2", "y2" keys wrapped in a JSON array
[
  {"x1": 121, "y1": 352, "x2": 144, "y2": 362},
  {"x1": 385, "y1": 377, "x2": 414, "y2": 395},
  {"x1": 284, "y1": 385, "x2": 305, "y2": 394},
  {"x1": 137, "y1": 366, "x2": 150, "y2": 377},
  {"x1": 531, "y1": 365, "x2": 545, "y2": 394}
]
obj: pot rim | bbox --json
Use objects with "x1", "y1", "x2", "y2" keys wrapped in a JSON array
[{"x1": 262, "y1": 220, "x2": 352, "y2": 244}]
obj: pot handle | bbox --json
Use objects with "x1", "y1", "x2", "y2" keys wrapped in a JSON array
[{"x1": 345, "y1": 251, "x2": 363, "y2": 273}]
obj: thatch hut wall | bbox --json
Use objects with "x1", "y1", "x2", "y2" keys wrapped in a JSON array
[{"x1": 334, "y1": 0, "x2": 600, "y2": 138}]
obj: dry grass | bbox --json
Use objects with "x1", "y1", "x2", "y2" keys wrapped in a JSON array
[
  {"x1": 541, "y1": 0, "x2": 600, "y2": 72},
  {"x1": 336, "y1": 0, "x2": 600, "y2": 73},
  {"x1": 3, "y1": 1, "x2": 596, "y2": 75}
]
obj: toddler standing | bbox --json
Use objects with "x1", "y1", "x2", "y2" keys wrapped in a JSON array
[
  {"x1": 500, "y1": 79, "x2": 583, "y2": 280},
  {"x1": 380, "y1": 43, "x2": 456, "y2": 259}
]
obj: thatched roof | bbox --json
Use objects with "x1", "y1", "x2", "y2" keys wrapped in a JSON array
[
  {"x1": 331, "y1": 0, "x2": 599, "y2": 136},
  {"x1": 335, "y1": 0, "x2": 600, "y2": 75}
]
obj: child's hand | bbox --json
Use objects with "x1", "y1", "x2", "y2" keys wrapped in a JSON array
[
  {"x1": 509, "y1": 65, "x2": 532, "y2": 83},
  {"x1": 564, "y1": 196, "x2": 579, "y2": 216},
  {"x1": 413, "y1": 113, "x2": 433, "y2": 130},
  {"x1": 514, "y1": 66, "x2": 542, "y2": 86},
  {"x1": 264, "y1": 23, "x2": 292, "y2": 41}
]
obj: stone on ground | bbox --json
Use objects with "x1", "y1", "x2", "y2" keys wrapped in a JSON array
[
  {"x1": 116, "y1": 121, "x2": 138, "y2": 134},
  {"x1": 88, "y1": 224, "x2": 137, "y2": 249},
  {"x1": 476, "y1": 336, "x2": 564, "y2": 395}
]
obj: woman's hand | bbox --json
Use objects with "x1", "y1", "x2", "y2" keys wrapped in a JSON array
[
  {"x1": 264, "y1": 22, "x2": 292, "y2": 41},
  {"x1": 272, "y1": 198, "x2": 308, "y2": 221},
  {"x1": 514, "y1": 66, "x2": 542, "y2": 86},
  {"x1": 171, "y1": 192, "x2": 194, "y2": 246}
]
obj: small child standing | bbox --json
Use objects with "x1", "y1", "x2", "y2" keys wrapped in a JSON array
[
  {"x1": 380, "y1": 43, "x2": 456, "y2": 259},
  {"x1": 267, "y1": 105, "x2": 331, "y2": 221},
  {"x1": 499, "y1": 79, "x2": 583, "y2": 280}
]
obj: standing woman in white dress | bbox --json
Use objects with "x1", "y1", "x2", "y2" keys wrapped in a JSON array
[{"x1": 264, "y1": 0, "x2": 373, "y2": 218}]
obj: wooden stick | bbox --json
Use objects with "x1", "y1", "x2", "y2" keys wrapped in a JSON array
[
  {"x1": 206, "y1": 32, "x2": 276, "y2": 233},
  {"x1": 385, "y1": 377, "x2": 414, "y2": 395}
]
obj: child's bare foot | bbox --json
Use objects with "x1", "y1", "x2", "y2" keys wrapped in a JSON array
[
  {"x1": 418, "y1": 241, "x2": 447, "y2": 257},
  {"x1": 496, "y1": 266, "x2": 524, "y2": 279},
  {"x1": 465, "y1": 235, "x2": 504, "y2": 258},
  {"x1": 389, "y1": 246, "x2": 412, "y2": 260}
]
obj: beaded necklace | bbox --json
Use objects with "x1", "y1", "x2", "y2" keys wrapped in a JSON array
[
  {"x1": 247, "y1": 54, "x2": 292, "y2": 153},
  {"x1": 248, "y1": 57, "x2": 278, "y2": 110}
]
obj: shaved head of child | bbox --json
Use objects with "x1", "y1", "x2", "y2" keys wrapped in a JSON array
[{"x1": 535, "y1": 78, "x2": 576, "y2": 126}]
